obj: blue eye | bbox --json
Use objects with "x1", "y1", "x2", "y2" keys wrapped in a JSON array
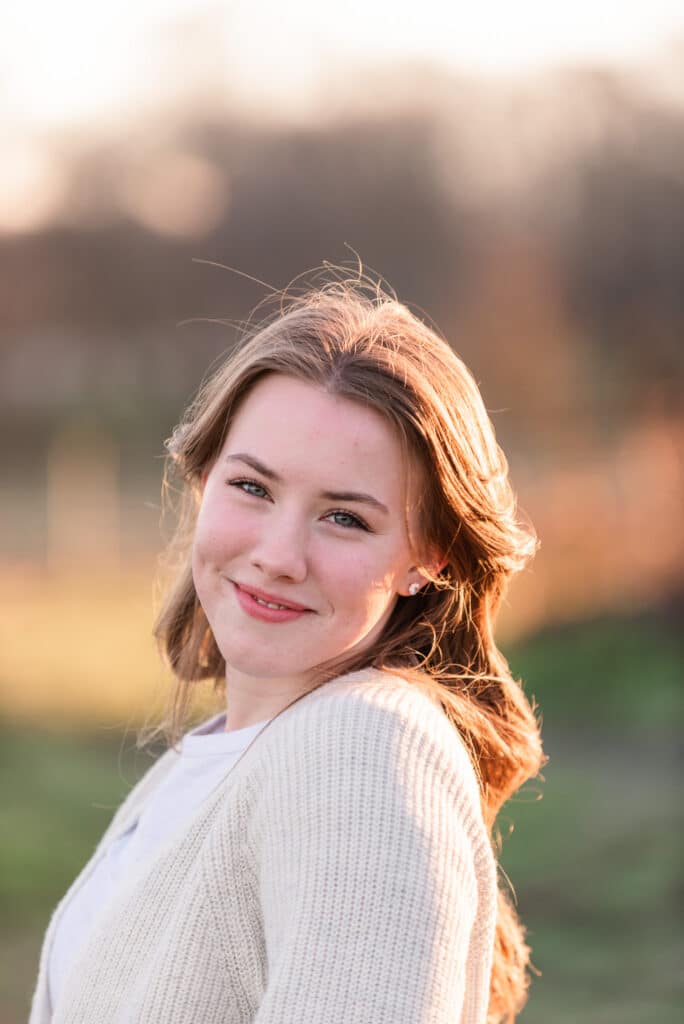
[
  {"x1": 326, "y1": 510, "x2": 369, "y2": 531},
  {"x1": 228, "y1": 480, "x2": 369, "y2": 532},
  {"x1": 229, "y1": 478, "x2": 269, "y2": 499}
]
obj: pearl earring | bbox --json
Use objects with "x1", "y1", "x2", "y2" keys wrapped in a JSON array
[{"x1": 408, "y1": 582, "x2": 421, "y2": 596}]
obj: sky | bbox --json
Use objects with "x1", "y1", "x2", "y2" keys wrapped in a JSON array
[{"x1": 2, "y1": 0, "x2": 683, "y2": 134}]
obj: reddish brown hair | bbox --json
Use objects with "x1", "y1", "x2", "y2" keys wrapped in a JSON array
[{"x1": 154, "y1": 277, "x2": 545, "y2": 1021}]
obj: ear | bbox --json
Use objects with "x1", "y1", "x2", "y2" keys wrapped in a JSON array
[
  {"x1": 422, "y1": 548, "x2": 448, "y2": 578},
  {"x1": 403, "y1": 555, "x2": 448, "y2": 597}
]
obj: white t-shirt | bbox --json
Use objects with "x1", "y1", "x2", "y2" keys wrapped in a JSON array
[{"x1": 48, "y1": 711, "x2": 271, "y2": 1009}]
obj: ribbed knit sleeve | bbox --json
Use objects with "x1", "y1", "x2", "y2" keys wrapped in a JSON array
[{"x1": 249, "y1": 676, "x2": 496, "y2": 1024}]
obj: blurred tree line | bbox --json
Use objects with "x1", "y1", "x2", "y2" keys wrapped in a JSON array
[{"x1": 1, "y1": 60, "x2": 682, "y2": 620}]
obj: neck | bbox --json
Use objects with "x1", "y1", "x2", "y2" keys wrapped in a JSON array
[{"x1": 223, "y1": 669, "x2": 314, "y2": 732}]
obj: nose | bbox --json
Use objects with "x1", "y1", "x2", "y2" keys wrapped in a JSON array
[{"x1": 250, "y1": 508, "x2": 308, "y2": 583}]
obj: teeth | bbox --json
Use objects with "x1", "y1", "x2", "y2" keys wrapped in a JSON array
[{"x1": 253, "y1": 595, "x2": 289, "y2": 610}]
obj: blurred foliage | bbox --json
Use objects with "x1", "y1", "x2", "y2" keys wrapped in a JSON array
[{"x1": 507, "y1": 594, "x2": 683, "y2": 731}]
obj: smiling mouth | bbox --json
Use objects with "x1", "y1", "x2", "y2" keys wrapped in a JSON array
[
  {"x1": 232, "y1": 580, "x2": 312, "y2": 613},
  {"x1": 251, "y1": 594, "x2": 293, "y2": 611}
]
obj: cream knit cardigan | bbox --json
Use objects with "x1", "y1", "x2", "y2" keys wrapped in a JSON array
[{"x1": 29, "y1": 669, "x2": 497, "y2": 1024}]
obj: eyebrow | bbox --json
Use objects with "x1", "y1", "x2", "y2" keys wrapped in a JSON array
[{"x1": 225, "y1": 452, "x2": 390, "y2": 515}]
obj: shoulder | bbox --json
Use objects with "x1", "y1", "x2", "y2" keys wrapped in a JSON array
[
  {"x1": 274, "y1": 664, "x2": 447, "y2": 729},
  {"x1": 237, "y1": 668, "x2": 497, "y2": 926},
  {"x1": 286, "y1": 668, "x2": 475, "y2": 767},
  {"x1": 249, "y1": 667, "x2": 485, "y2": 836}
]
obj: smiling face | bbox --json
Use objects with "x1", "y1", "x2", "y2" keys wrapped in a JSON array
[{"x1": 192, "y1": 373, "x2": 430, "y2": 709}]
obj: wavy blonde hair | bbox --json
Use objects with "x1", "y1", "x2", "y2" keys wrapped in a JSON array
[{"x1": 154, "y1": 276, "x2": 545, "y2": 1022}]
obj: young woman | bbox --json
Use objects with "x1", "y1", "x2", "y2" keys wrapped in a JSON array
[{"x1": 30, "y1": 278, "x2": 544, "y2": 1024}]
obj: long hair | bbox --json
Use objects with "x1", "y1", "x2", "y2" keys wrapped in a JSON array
[{"x1": 153, "y1": 276, "x2": 545, "y2": 1022}]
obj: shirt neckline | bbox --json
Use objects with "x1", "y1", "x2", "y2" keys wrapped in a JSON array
[{"x1": 181, "y1": 711, "x2": 272, "y2": 758}]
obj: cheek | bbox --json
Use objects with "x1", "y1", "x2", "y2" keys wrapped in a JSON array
[
  {"x1": 191, "y1": 509, "x2": 218, "y2": 579},
  {"x1": 191, "y1": 506, "x2": 247, "y2": 601},
  {"x1": 190, "y1": 522, "x2": 213, "y2": 602},
  {"x1": 320, "y1": 546, "x2": 399, "y2": 617}
]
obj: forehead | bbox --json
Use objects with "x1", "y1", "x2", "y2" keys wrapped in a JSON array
[{"x1": 224, "y1": 374, "x2": 407, "y2": 481}]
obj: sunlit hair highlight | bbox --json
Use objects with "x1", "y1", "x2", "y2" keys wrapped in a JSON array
[{"x1": 153, "y1": 272, "x2": 545, "y2": 1023}]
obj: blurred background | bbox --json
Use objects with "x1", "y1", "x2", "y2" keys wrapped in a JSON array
[{"x1": 1, "y1": 2, "x2": 682, "y2": 1021}]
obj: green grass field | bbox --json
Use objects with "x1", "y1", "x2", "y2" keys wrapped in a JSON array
[{"x1": 1, "y1": 604, "x2": 681, "y2": 1023}]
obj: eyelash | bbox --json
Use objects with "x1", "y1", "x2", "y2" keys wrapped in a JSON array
[{"x1": 227, "y1": 478, "x2": 371, "y2": 532}]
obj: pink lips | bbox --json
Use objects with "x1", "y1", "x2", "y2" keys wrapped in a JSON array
[{"x1": 232, "y1": 581, "x2": 312, "y2": 623}]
